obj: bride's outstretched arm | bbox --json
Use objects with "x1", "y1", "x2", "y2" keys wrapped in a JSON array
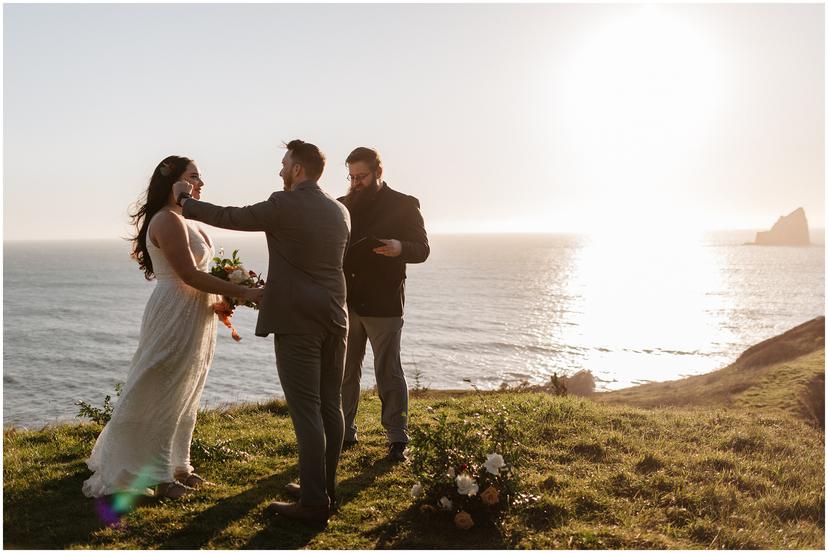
[{"x1": 151, "y1": 211, "x2": 263, "y2": 303}]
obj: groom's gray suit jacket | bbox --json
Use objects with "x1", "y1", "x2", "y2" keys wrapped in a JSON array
[{"x1": 183, "y1": 180, "x2": 351, "y2": 337}]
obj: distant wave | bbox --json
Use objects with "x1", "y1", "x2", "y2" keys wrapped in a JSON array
[
  {"x1": 429, "y1": 340, "x2": 589, "y2": 357},
  {"x1": 626, "y1": 348, "x2": 713, "y2": 357}
]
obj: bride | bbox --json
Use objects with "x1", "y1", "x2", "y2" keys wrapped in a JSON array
[{"x1": 82, "y1": 156, "x2": 263, "y2": 499}]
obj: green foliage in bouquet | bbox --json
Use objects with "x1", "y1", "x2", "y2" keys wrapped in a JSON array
[
  {"x1": 75, "y1": 383, "x2": 123, "y2": 426},
  {"x1": 210, "y1": 249, "x2": 265, "y2": 309},
  {"x1": 408, "y1": 402, "x2": 531, "y2": 529}
]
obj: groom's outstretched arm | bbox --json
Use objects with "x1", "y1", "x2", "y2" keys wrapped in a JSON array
[{"x1": 182, "y1": 194, "x2": 279, "y2": 232}]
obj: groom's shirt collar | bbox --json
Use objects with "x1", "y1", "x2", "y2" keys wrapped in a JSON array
[{"x1": 293, "y1": 180, "x2": 318, "y2": 192}]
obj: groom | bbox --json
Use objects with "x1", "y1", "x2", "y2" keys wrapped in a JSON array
[{"x1": 172, "y1": 140, "x2": 350, "y2": 523}]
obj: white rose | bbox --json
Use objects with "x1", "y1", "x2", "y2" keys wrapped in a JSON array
[
  {"x1": 439, "y1": 496, "x2": 453, "y2": 510},
  {"x1": 455, "y1": 473, "x2": 479, "y2": 496},
  {"x1": 411, "y1": 483, "x2": 422, "y2": 498},
  {"x1": 484, "y1": 453, "x2": 506, "y2": 475},
  {"x1": 229, "y1": 269, "x2": 246, "y2": 284}
]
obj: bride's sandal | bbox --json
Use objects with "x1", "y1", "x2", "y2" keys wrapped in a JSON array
[
  {"x1": 175, "y1": 472, "x2": 211, "y2": 488},
  {"x1": 154, "y1": 481, "x2": 195, "y2": 499}
]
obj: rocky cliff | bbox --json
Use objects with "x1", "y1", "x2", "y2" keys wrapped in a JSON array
[{"x1": 754, "y1": 207, "x2": 810, "y2": 246}]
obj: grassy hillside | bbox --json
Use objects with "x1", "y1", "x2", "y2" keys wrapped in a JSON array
[
  {"x1": 3, "y1": 398, "x2": 823, "y2": 548},
  {"x1": 598, "y1": 317, "x2": 825, "y2": 428},
  {"x1": 4, "y1": 319, "x2": 825, "y2": 549}
]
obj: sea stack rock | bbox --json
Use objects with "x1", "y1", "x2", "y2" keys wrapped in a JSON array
[{"x1": 754, "y1": 207, "x2": 810, "y2": 246}]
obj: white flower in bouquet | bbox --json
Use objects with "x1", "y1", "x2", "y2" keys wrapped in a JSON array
[
  {"x1": 484, "y1": 453, "x2": 506, "y2": 475},
  {"x1": 229, "y1": 269, "x2": 247, "y2": 284},
  {"x1": 439, "y1": 496, "x2": 454, "y2": 511},
  {"x1": 411, "y1": 483, "x2": 422, "y2": 498},
  {"x1": 455, "y1": 473, "x2": 479, "y2": 496}
]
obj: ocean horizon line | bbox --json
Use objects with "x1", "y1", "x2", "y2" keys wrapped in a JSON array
[{"x1": 4, "y1": 227, "x2": 826, "y2": 244}]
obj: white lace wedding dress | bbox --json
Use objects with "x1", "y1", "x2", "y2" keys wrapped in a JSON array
[{"x1": 83, "y1": 216, "x2": 218, "y2": 497}]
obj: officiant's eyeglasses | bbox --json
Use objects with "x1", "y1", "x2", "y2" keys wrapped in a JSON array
[{"x1": 346, "y1": 173, "x2": 372, "y2": 183}]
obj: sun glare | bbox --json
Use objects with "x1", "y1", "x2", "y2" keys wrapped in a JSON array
[
  {"x1": 560, "y1": 230, "x2": 730, "y2": 388},
  {"x1": 559, "y1": 6, "x2": 724, "y2": 238}
]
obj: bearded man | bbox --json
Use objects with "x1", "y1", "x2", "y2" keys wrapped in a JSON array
[{"x1": 338, "y1": 146, "x2": 430, "y2": 462}]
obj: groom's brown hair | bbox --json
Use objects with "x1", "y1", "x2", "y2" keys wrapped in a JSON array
[{"x1": 284, "y1": 139, "x2": 325, "y2": 181}]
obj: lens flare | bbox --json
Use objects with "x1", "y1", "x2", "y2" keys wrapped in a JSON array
[{"x1": 92, "y1": 465, "x2": 160, "y2": 526}]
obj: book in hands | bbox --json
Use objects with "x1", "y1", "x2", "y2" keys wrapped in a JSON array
[{"x1": 350, "y1": 235, "x2": 386, "y2": 251}]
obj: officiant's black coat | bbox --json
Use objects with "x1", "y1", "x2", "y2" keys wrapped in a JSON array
[{"x1": 338, "y1": 183, "x2": 429, "y2": 318}]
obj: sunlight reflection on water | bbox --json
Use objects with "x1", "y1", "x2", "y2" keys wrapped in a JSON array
[{"x1": 560, "y1": 231, "x2": 734, "y2": 387}]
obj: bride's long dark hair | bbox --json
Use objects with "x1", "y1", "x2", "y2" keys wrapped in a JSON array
[{"x1": 129, "y1": 156, "x2": 193, "y2": 280}]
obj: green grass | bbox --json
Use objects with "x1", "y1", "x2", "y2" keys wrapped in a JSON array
[
  {"x1": 5, "y1": 387, "x2": 824, "y2": 549},
  {"x1": 5, "y1": 318, "x2": 825, "y2": 548},
  {"x1": 597, "y1": 318, "x2": 825, "y2": 426},
  {"x1": 734, "y1": 349, "x2": 824, "y2": 419}
]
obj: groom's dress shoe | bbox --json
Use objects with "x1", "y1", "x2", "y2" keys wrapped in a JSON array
[
  {"x1": 265, "y1": 501, "x2": 329, "y2": 524},
  {"x1": 284, "y1": 482, "x2": 302, "y2": 500},
  {"x1": 283, "y1": 482, "x2": 337, "y2": 507}
]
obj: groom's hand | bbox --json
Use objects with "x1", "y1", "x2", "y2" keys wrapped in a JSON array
[
  {"x1": 373, "y1": 239, "x2": 402, "y2": 257},
  {"x1": 172, "y1": 180, "x2": 194, "y2": 201}
]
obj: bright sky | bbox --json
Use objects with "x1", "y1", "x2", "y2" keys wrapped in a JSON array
[{"x1": 4, "y1": 3, "x2": 825, "y2": 241}]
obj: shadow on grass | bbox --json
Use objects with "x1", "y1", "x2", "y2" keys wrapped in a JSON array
[
  {"x1": 244, "y1": 456, "x2": 394, "y2": 548},
  {"x1": 159, "y1": 468, "x2": 303, "y2": 549},
  {"x1": 336, "y1": 456, "x2": 394, "y2": 508},
  {"x1": 244, "y1": 508, "x2": 329, "y2": 549},
  {"x1": 365, "y1": 502, "x2": 510, "y2": 549},
  {"x1": 3, "y1": 469, "x2": 107, "y2": 548}
]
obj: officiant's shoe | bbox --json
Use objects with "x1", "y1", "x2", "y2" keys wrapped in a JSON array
[
  {"x1": 265, "y1": 501, "x2": 329, "y2": 524},
  {"x1": 387, "y1": 442, "x2": 408, "y2": 463},
  {"x1": 283, "y1": 483, "x2": 337, "y2": 507}
]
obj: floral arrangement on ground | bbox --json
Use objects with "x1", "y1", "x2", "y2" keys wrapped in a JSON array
[{"x1": 407, "y1": 402, "x2": 537, "y2": 530}]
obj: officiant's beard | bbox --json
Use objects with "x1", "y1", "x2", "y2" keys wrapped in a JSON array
[{"x1": 343, "y1": 181, "x2": 380, "y2": 213}]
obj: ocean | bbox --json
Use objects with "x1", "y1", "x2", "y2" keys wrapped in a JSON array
[{"x1": 4, "y1": 232, "x2": 824, "y2": 428}]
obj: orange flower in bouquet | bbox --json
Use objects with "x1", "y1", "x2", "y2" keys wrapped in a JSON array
[
  {"x1": 210, "y1": 248, "x2": 265, "y2": 341},
  {"x1": 480, "y1": 485, "x2": 500, "y2": 506},
  {"x1": 454, "y1": 511, "x2": 474, "y2": 530}
]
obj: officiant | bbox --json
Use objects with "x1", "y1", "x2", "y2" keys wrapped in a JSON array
[{"x1": 338, "y1": 146, "x2": 430, "y2": 463}]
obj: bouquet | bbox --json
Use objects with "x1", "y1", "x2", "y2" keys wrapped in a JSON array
[{"x1": 210, "y1": 248, "x2": 265, "y2": 341}]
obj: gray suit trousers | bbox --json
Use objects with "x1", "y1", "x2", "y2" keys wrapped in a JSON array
[
  {"x1": 274, "y1": 332, "x2": 346, "y2": 507},
  {"x1": 342, "y1": 310, "x2": 409, "y2": 444}
]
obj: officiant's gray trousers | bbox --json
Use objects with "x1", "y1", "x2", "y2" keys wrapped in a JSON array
[
  {"x1": 342, "y1": 310, "x2": 409, "y2": 444},
  {"x1": 274, "y1": 332, "x2": 346, "y2": 508}
]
